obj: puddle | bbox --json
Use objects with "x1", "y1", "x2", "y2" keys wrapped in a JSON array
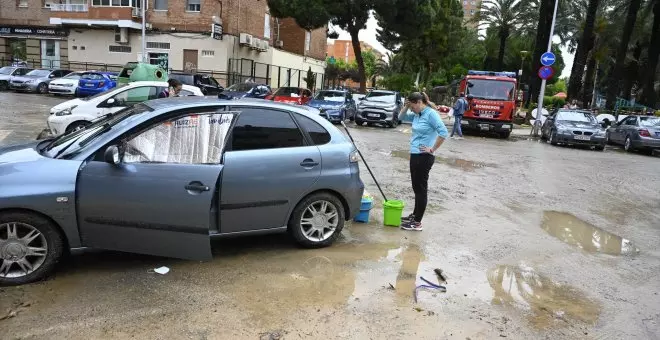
[
  {"x1": 487, "y1": 264, "x2": 601, "y2": 329},
  {"x1": 390, "y1": 150, "x2": 496, "y2": 171},
  {"x1": 541, "y1": 211, "x2": 639, "y2": 255},
  {"x1": 392, "y1": 244, "x2": 425, "y2": 305}
]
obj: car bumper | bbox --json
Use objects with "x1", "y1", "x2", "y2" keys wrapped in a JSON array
[
  {"x1": 46, "y1": 117, "x2": 68, "y2": 137},
  {"x1": 321, "y1": 110, "x2": 345, "y2": 123},
  {"x1": 344, "y1": 177, "x2": 365, "y2": 219},
  {"x1": 10, "y1": 83, "x2": 39, "y2": 92},
  {"x1": 356, "y1": 111, "x2": 395, "y2": 123},
  {"x1": 76, "y1": 87, "x2": 106, "y2": 96},
  {"x1": 461, "y1": 118, "x2": 513, "y2": 132},
  {"x1": 633, "y1": 138, "x2": 660, "y2": 149},
  {"x1": 556, "y1": 132, "x2": 606, "y2": 145},
  {"x1": 48, "y1": 85, "x2": 76, "y2": 94}
]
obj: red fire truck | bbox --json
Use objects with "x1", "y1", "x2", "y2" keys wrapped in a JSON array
[{"x1": 457, "y1": 70, "x2": 519, "y2": 138}]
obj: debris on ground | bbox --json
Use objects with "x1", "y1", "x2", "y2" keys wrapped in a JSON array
[{"x1": 150, "y1": 266, "x2": 170, "y2": 275}]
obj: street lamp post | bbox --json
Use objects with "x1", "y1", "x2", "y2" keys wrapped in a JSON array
[
  {"x1": 141, "y1": 0, "x2": 146, "y2": 63},
  {"x1": 532, "y1": 0, "x2": 560, "y2": 136}
]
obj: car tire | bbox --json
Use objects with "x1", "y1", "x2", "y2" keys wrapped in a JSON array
[
  {"x1": 65, "y1": 121, "x2": 90, "y2": 133},
  {"x1": 595, "y1": 145, "x2": 605, "y2": 151},
  {"x1": 0, "y1": 81, "x2": 8, "y2": 91},
  {"x1": 355, "y1": 119, "x2": 364, "y2": 126},
  {"x1": 0, "y1": 212, "x2": 64, "y2": 286},
  {"x1": 288, "y1": 192, "x2": 345, "y2": 249},
  {"x1": 37, "y1": 83, "x2": 48, "y2": 94},
  {"x1": 624, "y1": 136, "x2": 633, "y2": 152},
  {"x1": 349, "y1": 113, "x2": 355, "y2": 122},
  {"x1": 549, "y1": 129, "x2": 558, "y2": 146},
  {"x1": 606, "y1": 131, "x2": 613, "y2": 145},
  {"x1": 499, "y1": 131, "x2": 511, "y2": 139}
]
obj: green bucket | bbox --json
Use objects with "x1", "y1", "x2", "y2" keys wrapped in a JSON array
[{"x1": 383, "y1": 200, "x2": 405, "y2": 227}]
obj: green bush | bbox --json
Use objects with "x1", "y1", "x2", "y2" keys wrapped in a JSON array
[
  {"x1": 378, "y1": 73, "x2": 415, "y2": 92},
  {"x1": 543, "y1": 96, "x2": 565, "y2": 108}
]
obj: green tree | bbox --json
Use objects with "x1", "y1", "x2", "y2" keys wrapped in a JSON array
[
  {"x1": 474, "y1": 0, "x2": 526, "y2": 70},
  {"x1": 361, "y1": 50, "x2": 378, "y2": 86},
  {"x1": 303, "y1": 67, "x2": 317, "y2": 91},
  {"x1": 566, "y1": 0, "x2": 601, "y2": 101}
]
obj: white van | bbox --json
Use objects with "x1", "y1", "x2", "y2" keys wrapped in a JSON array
[{"x1": 46, "y1": 81, "x2": 204, "y2": 136}]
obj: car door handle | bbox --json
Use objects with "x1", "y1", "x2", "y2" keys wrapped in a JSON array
[
  {"x1": 185, "y1": 183, "x2": 210, "y2": 192},
  {"x1": 300, "y1": 159, "x2": 319, "y2": 167}
]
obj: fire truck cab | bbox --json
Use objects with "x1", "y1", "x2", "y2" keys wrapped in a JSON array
[{"x1": 457, "y1": 70, "x2": 518, "y2": 138}]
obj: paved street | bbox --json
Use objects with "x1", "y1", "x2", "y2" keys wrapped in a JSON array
[{"x1": 1, "y1": 92, "x2": 659, "y2": 339}]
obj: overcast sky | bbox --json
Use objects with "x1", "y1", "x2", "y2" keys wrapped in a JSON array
[{"x1": 327, "y1": 13, "x2": 574, "y2": 78}]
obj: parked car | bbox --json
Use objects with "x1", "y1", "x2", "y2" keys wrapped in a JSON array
[
  {"x1": 218, "y1": 82, "x2": 272, "y2": 99},
  {"x1": 48, "y1": 71, "x2": 84, "y2": 96},
  {"x1": 76, "y1": 71, "x2": 118, "y2": 97},
  {"x1": 355, "y1": 90, "x2": 403, "y2": 128},
  {"x1": 0, "y1": 66, "x2": 33, "y2": 91},
  {"x1": 541, "y1": 109, "x2": 607, "y2": 150},
  {"x1": 44, "y1": 81, "x2": 203, "y2": 136},
  {"x1": 306, "y1": 89, "x2": 357, "y2": 123},
  {"x1": 267, "y1": 87, "x2": 313, "y2": 105},
  {"x1": 9, "y1": 69, "x2": 72, "y2": 94},
  {"x1": 606, "y1": 115, "x2": 660, "y2": 152},
  {"x1": 0, "y1": 97, "x2": 364, "y2": 285},
  {"x1": 169, "y1": 72, "x2": 224, "y2": 95}
]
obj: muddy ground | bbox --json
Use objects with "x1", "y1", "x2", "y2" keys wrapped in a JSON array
[{"x1": 1, "y1": 92, "x2": 659, "y2": 340}]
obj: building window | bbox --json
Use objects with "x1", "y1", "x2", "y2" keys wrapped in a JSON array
[
  {"x1": 146, "y1": 42, "x2": 170, "y2": 49},
  {"x1": 264, "y1": 13, "x2": 271, "y2": 39},
  {"x1": 186, "y1": 0, "x2": 199, "y2": 12},
  {"x1": 92, "y1": 0, "x2": 131, "y2": 6},
  {"x1": 201, "y1": 50, "x2": 214, "y2": 57},
  {"x1": 109, "y1": 45, "x2": 132, "y2": 53},
  {"x1": 80, "y1": 46, "x2": 86, "y2": 50},
  {"x1": 154, "y1": 0, "x2": 167, "y2": 10},
  {"x1": 72, "y1": 46, "x2": 78, "y2": 50},
  {"x1": 471, "y1": 0, "x2": 476, "y2": 5},
  {"x1": 17, "y1": 0, "x2": 28, "y2": 7},
  {"x1": 148, "y1": 52, "x2": 168, "y2": 69},
  {"x1": 304, "y1": 31, "x2": 311, "y2": 52}
]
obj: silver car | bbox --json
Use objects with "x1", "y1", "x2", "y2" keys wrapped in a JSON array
[
  {"x1": 0, "y1": 66, "x2": 33, "y2": 91},
  {"x1": 606, "y1": 115, "x2": 660, "y2": 152},
  {"x1": 541, "y1": 109, "x2": 607, "y2": 150},
  {"x1": 0, "y1": 98, "x2": 364, "y2": 285},
  {"x1": 9, "y1": 68, "x2": 72, "y2": 94},
  {"x1": 355, "y1": 90, "x2": 403, "y2": 128}
]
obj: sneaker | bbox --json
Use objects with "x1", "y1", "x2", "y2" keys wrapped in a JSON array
[
  {"x1": 456, "y1": 136, "x2": 465, "y2": 140},
  {"x1": 401, "y1": 221, "x2": 423, "y2": 231},
  {"x1": 401, "y1": 214, "x2": 415, "y2": 223}
]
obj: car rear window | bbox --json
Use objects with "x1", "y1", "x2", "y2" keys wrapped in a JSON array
[
  {"x1": 295, "y1": 114, "x2": 331, "y2": 145},
  {"x1": 81, "y1": 73, "x2": 105, "y2": 80}
]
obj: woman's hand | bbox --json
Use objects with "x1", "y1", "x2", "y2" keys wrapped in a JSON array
[{"x1": 420, "y1": 145, "x2": 434, "y2": 154}]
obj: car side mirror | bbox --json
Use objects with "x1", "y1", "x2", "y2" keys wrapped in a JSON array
[
  {"x1": 105, "y1": 98, "x2": 116, "y2": 106},
  {"x1": 49, "y1": 74, "x2": 56, "y2": 78},
  {"x1": 104, "y1": 145, "x2": 121, "y2": 165}
]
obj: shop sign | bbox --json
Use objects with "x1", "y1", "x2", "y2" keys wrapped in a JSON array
[{"x1": 0, "y1": 26, "x2": 69, "y2": 37}]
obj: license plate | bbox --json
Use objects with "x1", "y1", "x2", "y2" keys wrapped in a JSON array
[
  {"x1": 368, "y1": 114, "x2": 380, "y2": 118},
  {"x1": 479, "y1": 124, "x2": 490, "y2": 131},
  {"x1": 574, "y1": 135, "x2": 591, "y2": 141},
  {"x1": 482, "y1": 114, "x2": 494, "y2": 118},
  {"x1": 85, "y1": 83, "x2": 95, "y2": 87}
]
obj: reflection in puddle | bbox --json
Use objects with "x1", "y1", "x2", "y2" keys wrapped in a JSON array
[
  {"x1": 390, "y1": 150, "x2": 496, "y2": 171},
  {"x1": 394, "y1": 244, "x2": 425, "y2": 304},
  {"x1": 488, "y1": 264, "x2": 601, "y2": 329},
  {"x1": 541, "y1": 211, "x2": 639, "y2": 255}
]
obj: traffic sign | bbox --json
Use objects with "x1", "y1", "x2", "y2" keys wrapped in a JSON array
[
  {"x1": 538, "y1": 66, "x2": 555, "y2": 80},
  {"x1": 541, "y1": 52, "x2": 555, "y2": 66}
]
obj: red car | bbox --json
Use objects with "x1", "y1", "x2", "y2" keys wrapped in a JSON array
[{"x1": 266, "y1": 87, "x2": 313, "y2": 105}]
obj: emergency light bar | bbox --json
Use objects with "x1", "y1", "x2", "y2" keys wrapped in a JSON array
[{"x1": 467, "y1": 70, "x2": 517, "y2": 78}]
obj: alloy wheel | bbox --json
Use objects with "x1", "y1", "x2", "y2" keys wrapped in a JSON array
[
  {"x1": 0, "y1": 222, "x2": 48, "y2": 278},
  {"x1": 300, "y1": 200, "x2": 339, "y2": 242}
]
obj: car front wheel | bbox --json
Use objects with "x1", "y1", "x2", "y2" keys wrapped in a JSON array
[
  {"x1": 624, "y1": 136, "x2": 633, "y2": 152},
  {"x1": 0, "y1": 212, "x2": 64, "y2": 286},
  {"x1": 288, "y1": 192, "x2": 345, "y2": 248},
  {"x1": 37, "y1": 83, "x2": 48, "y2": 94},
  {"x1": 549, "y1": 129, "x2": 558, "y2": 146}
]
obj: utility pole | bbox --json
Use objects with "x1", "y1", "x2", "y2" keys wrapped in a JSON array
[
  {"x1": 532, "y1": 0, "x2": 560, "y2": 136},
  {"x1": 141, "y1": 0, "x2": 146, "y2": 63}
]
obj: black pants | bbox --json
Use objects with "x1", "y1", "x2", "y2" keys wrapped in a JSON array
[{"x1": 410, "y1": 153, "x2": 435, "y2": 222}]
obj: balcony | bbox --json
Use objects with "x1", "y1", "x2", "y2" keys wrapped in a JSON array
[
  {"x1": 50, "y1": 4, "x2": 89, "y2": 12},
  {"x1": 50, "y1": 6, "x2": 142, "y2": 29}
]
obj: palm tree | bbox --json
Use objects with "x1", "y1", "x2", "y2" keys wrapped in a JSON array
[
  {"x1": 640, "y1": 0, "x2": 659, "y2": 107},
  {"x1": 582, "y1": 16, "x2": 613, "y2": 107},
  {"x1": 567, "y1": 0, "x2": 601, "y2": 101},
  {"x1": 475, "y1": 0, "x2": 526, "y2": 70}
]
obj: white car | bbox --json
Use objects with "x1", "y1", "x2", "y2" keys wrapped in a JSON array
[
  {"x1": 48, "y1": 71, "x2": 83, "y2": 95},
  {"x1": 46, "y1": 81, "x2": 204, "y2": 136}
]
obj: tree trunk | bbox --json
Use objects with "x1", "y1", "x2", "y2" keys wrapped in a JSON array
[
  {"x1": 605, "y1": 0, "x2": 643, "y2": 109},
  {"x1": 497, "y1": 28, "x2": 508, "y2": 71},
  {"x1": 640, "y1": 1, "x2": 660, "y2": 108},
  {"x1": 582, "y1": 53, "x2": 597, "y2": 108},
  {"x1": 348, "y1": 25, "x2": 367, "y2": 93},
  {"x1": 526, "y1": 0, "x2": 553, "y2": 121},
  {"x1": 567, "y1": 0, "x2": 600, "y2": 101},
  {"x1": 621, "y1": 42, "x2": 642, "y2": 101}
]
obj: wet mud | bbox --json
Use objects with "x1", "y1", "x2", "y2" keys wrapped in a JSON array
[{"x1": 390, "y1": 150, "x2": 497, "y2": 171}]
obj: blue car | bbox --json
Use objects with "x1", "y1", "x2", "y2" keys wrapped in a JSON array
[
  {"x1": 218, "y1": 82, "x2": 272, "y2": 99},
  {"x1": 76, "y1": 71, "x2": 118, "y2": 97},
  {"x1": 0, "y1": 98, "x2": 364, "y2": 285},
  {"x1": 307, "y1": 89, "x2": 357, "y2": 123}
]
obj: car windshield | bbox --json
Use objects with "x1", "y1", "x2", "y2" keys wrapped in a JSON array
[
  {"x1": 556, "y1": 111, "x2": 596, "y2": 123},
  {"x1": 364, "y1": 92, "x2": 396, "y2": 103},
  {"x1": 226, "y1": 83, "x2": 255, "y2": 92},
  {"x1": 63, "y1": 72, "x2": 82, "y2": 80},
  {"x1": 42, "y1": 103, "x2": 152, "y2": 159},
  {"x1": 0, "y1": 67, "x2": 14, "y2": 75},
  {"x1": 314, "y1": 91, "x2": 345, "y2": 102},
  {"x1": 81, "y1": 73, "x2": 106, "y2": 80},
  {"x1": 207, "y1": 76, "x2": 219, "y2": 86},
  {"x1": 467, "y1": 79, "x2": 515, "y2": 101},
  {"x1": 274, "y1": 87, "x2": 305, "y2": 97},
  {"x1": 26, "y1": 69, "x2": 51, "y2": 77},
  {"x1": 640, "y1": 117, "x2": 660, "y2": 127}
]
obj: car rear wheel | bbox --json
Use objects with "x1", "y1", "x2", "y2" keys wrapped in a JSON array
[
  {"x1": 0, "y1": 212, "x2": 64, "y2": 286},
  {"x1": 624, "y1": 136, "x2": 633, "y2": 152},
  {"x1": 355, "y1": 118, "x2": 364, "y2": 126},
  {"x1": 595, "y1": 145, "x2": 605, "y2": 151},
  {"x1": 288, "y1": 192, "x2": 345, "y2": 248},
  {"x1": 37, "y1": 83, "x2": 48, "y2": 94}
]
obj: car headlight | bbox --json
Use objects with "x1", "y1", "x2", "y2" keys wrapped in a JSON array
[
  {"x1": 55, "y1": 105, "x2": 77, "y2": 116},
  {"x1": 26, "y1": 79, "x2": 36, "y2": 83}
]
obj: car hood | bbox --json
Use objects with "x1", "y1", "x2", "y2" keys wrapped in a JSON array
[
  {"x1": 12, "y1": 75, "x2": 47, "y2": 82},
  {"x1": 557, "y1": 121, "x2": 600, "y2": 130},
  {"x1": 51, "y1": 98, "x2": 86, "y2": 113},
  {"x1": 308, "y1": 99, "x2": 344, "y2": 109},
  {"x1": 359, "y1": 99, "x2": 396, "y2": 108},
  {"x1": 51, "y1": 78, "x2": 78, "y2": 86},
  {"x1": 0, "y1": 141, "x2": 46, "y2": 165},
  {"x1": 0, "y1": 74, "x2": 12, "y2": 81}
]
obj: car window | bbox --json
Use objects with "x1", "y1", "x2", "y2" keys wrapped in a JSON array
[
  {"x1": 63, "y1": 72, "x2": 82, "y2": 80},
  {"x1": 208, "y1": 77, "x2": 219, "y2": 87},
  {"x1": 82, "y1": 73, "x2": 105, "y2": 80},
  {"x1": 640, "y1": 117, "x2": 660, "y2": 127},
  {"x1": 556, "y1": 111, "x2": 596, "y2": 123},
  {"x1": 303, "y1": 89, "x2": 312, "y2": 97},
  {"x1": 26, "y1": 69, "x2": 51, "y2": 77},
  {"x1": 197, "y1": 76, "x2": 210, "y2": 85},
  {"x1": 0, "y1": 67, "x2": 13, "y2": 75},
  {"x1": 17, "y1": 68, "x2": 31, "y2": 76},
  {"x1": 295, "y1": 114, "x2": 331, "y2": 145},
  {"x1": 112, "y1": 86, "x2": 158, "y2": 105},
  {"x1": 230, "y1": 108, "x2": 304, "y2": 151},
  {"x1": 623, "y1": 116, "x2": 638, "y2": 126},
  {"x1": 123, "y1": 112, "x2": 234, "y2": 164}
]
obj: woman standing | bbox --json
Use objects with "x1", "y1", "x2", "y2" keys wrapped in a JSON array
[{"x1": 398, "y1": 92, "x2": 449, "y2": 231}]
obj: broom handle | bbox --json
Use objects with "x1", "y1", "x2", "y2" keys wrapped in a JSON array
[{"x1": 341, "y1": 122, "x2": 389, "y2": 202}]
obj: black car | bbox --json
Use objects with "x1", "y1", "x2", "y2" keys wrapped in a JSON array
[
  {"x1": 168, "y1": 72, "x2": 224, "y2": 95},
  {"x1": 541, "y1": 109, "x2": 607, "y2": 150}
]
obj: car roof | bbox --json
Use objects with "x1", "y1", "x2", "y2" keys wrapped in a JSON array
[
  {"x1": 143, "y1": 97, "x2": 315, "y2": 113},
  {"x1": 369, "y1": 90, "x2": 396, "y2": 94}
]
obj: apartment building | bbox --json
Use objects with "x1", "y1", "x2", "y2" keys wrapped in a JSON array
[
  {"x1": 0, "y1": 0, "x2": 327, "y2": 86},
  {"x1": 462, "y1": 0, "x2": 481, "y2": 28},
  {"x1": 325, "y1": 39, "x2": 384, "y2": 88}
]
